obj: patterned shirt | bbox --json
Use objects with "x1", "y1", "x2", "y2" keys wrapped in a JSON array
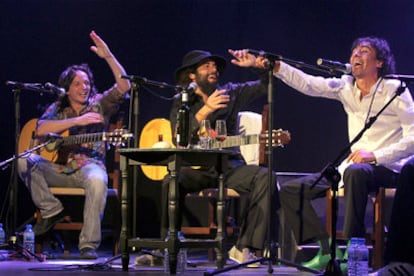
[{"x1": 39, "y1": 85, "x2": 126, "y2": 173}]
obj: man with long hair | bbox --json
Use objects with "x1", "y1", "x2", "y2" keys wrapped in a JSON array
[{"x1": 18, "y1": 31, "x2": 130, "y2": 259}]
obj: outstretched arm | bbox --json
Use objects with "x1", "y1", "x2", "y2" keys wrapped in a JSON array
[
  {"x1": 37, "y1": 112, "x2": 104, "y2": 136},
  {"x1": 89, "y1": 30, "x2": 131, "y2": 94},
  {"x1": 229, "y1": 48, "x2": 281, "y2": 73}
]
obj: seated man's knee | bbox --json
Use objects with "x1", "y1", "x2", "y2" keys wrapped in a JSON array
[
  {"x1": 401, "y1": 158, "x2": 414, "y2": 173},
  {"x1": 343, "y1": 163, "x2": 370, "y2": 180},
  {"x1": 17, "y1": 154, "x2": 42, "y2": 179},
  {"x1": 17, "y1": 157, "x2": 28, "y2": 177},
  {"x1": 86, "y1": 173, "x2": 108, "y2": 198}
]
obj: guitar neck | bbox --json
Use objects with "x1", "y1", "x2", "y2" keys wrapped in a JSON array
[
  {"x1": 61, "y1": 132, "x2": 106, "y2": 146},
  {"x1": 211, "y1": 134, "x2": 260, "y2": 149}
]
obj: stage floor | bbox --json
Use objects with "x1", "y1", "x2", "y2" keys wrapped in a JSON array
[{"x1": 0, "y1": 248, "x2": 318, "y2": 276}]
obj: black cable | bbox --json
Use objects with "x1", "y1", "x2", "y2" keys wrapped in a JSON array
[
  {"x1": 142, "y1": 85, "x2": 177, "y2": 101},
  {"x1": 28, "y1": 263, "x2": 114, "y2": 272}
]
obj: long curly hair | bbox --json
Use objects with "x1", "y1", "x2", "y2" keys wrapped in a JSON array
[
  {"x1": 56, "y1": 63, "x2": 98, "y2": 112},
  {"x1": 351, "y1": 36, "x2": 396, "y2": 77}
]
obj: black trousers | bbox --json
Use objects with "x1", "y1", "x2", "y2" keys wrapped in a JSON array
[
  {"x1": 279, "y1": 163, "x2": 398, "y2": 245},
  {"x1": 384, "y1": 158, "x2": 414, "y2": 265},
  {"x1": 161, "y1": 159, "x2": 279, "y2": 250}
]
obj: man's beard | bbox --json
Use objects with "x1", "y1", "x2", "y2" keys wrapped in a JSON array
[{"x1": 197, "y1": 79, "x2": 218, "y2": 95}]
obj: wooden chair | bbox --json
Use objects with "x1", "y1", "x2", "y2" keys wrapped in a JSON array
[
  {"x1": 326, "y1": 187, "x2": 396, "y2": 270},
  {"x1": 18, "y1": 114, "x2": 127, "y2": 255}
]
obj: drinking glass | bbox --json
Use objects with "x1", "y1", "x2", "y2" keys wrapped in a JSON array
[
  {"x1": 215, "y1": 120, "x2": 227, "y2": 149},
  {"x1": 198, "y1": 120, "x2": 212, "y2": 149}
]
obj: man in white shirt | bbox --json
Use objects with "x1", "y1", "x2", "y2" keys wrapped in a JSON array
[{"x1": 232, "y1": 36, "x2": 414, "y2": 270}]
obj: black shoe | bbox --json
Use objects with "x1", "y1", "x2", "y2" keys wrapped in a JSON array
[
  {"x1": 33, "y1": 210, "x2": 65, "y2": 236},
  {"x1": 80, "y1": 247, "x2": 98, "y2": 259}
]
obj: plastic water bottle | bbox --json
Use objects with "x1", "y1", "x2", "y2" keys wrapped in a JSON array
[
  {"x1": 23, "y1": 224, "x2": 35, "y2": 254},
  {"x1": 347, "y1": 238, "x2": 358, "y2": 276},
  {"x1": 177, "y1": 233, "x2": 187, "y2": 274},
  {"x1": 164, "y1": 248, "x2": 170, "y2": 273},
  {"x1": 164, "y1": 249, "x2": 187, "y2": 274},
  {"x1": 355, "y1": 238, "x2": 369, "y2": 275},
  {"x1": 348, "y1": 237, "x2": 369, "y2": 276},
  {"x1": 164, "y1": 231, "x2": 187, "y2": 274},
  {"x1": 0, "y1": 223, "x2": 5, "y2": 245}
]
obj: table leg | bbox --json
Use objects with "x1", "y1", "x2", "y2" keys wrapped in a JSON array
[
  {"x1": 120, "y1": 155, "x2": 130, "y2": 271},
  {"x1": 215, "y1": 156, "x2": 226, "y2": 269},
  {"x1": 167, "y1": 160, "x2": 179, "y2": 274}
]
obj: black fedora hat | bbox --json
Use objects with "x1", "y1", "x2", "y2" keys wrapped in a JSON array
[{"x1": 175, "y1": 50, "x2": 226, "y2": 83}]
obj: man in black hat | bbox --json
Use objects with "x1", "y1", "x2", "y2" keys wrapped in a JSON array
[{"x1": 161, "y1": 49, "x2": 280, "y2": 266}]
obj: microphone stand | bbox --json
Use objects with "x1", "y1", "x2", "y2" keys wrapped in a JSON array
[
  {"x1": 0, "y1": 136, "x2": 58, "y2": 262},
  {"x1": 3, "y1": 82, "x2": 62, "y2": 237},
  {"x1": 310, "y1": 80, "x2": 407, "y2": 276},
  {"x1": 11, "y1": 87, "x2": 21, "y2": 236},
  {"x1": 1, "y1": 235, "x2": 44, "y2": 262},
  {"x1": 120, "y1": 74, "x2": 180, "y2": 237},
  {"x1": 204, "y1": 59, "x2": 320, "y2": 276},
  {"x1": 1, "y1": 82, "x2": 63, "y2": 261},
  {"x1": 0, "y1": 139, "x2": 57, "y2": 169}
]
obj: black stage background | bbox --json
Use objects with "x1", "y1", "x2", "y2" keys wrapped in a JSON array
[{"x1": 1, "y1": 0, "x2": 414, "y2": 236}]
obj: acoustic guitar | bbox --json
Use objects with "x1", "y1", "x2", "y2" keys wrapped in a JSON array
[
  {"x1": 18, "y1": 118, "x2": 133, "y2": 163},
  {"x1": 139, "y1": 118, "x2": 291, "y2": 181}
]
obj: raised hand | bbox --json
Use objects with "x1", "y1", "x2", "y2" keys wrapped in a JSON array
[
  {"x1": 228, "y1": 49, "x2": 256, "y2": 67},
  {"x1": 89, "y1": 30, "x2": 113, "y2": 59},
  {"x1": 229, "y1": 49, "x2": 272, "y2": 69},
  {"x1": 205, "y1": 89, "x2": 230, "y2": 111}
]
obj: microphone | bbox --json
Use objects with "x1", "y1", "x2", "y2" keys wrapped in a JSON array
[
  {"x1": 121, "y1": 74, "x2": 146, "y2": 81},
  {"x1": 247, "y1": 49, "x2": 282, "y2": 61},
  {"x1": 6, "y1": 80, "x2": 64, "y2": 96},
  {"x1": 120, "y1": 74, "x2": 171, "y2": 88},
  {"x1": 186, "y1": 82, "x2": 198, "y2": 93},
  {"x1": 44, "y1": 82, "x2": 65, "y2": 95},
  {"x1": 5, "y1": 81, "x2": 42, "y2": 89},
  {"x1": 174, "y1": 81, "x2": 198, "y2": 99},
  {"x1": 247, "y1": 49, "x2": 283, "y2": 68},
  {"x1": 316, "y1": 58, "x2": 352, "y2": 74}
]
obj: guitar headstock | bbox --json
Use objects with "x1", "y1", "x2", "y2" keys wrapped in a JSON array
[
  {"x1": 104, "y1": 129, "x2": 134, "y2": 146},
  {"x1": 260, "y1": 128, "x2": 291, "y2": 147}
]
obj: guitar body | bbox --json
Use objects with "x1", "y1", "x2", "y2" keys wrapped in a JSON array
[
  {"x1": 139, "y1": 118, "x2": 174, "y2": 181},
  {"x1": 18, "y1": 118, "x2": 67, "y2": 162}
]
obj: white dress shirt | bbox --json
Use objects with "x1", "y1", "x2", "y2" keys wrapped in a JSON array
[{"x1": 275, "y1": 62, "x2": 414, "y2": 174}]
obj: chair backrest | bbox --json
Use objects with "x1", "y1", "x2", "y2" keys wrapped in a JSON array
[{"x1": 237, "y1": 111, "x2": 262, "y2": 165}]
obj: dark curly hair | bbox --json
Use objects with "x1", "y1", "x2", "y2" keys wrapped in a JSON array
[
  {"x1": 351, "y1": 36, "x2": 396, "y2": 77},
  {"x1": 56, "y1": 63, "x2": 98, "y2": 112}
]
